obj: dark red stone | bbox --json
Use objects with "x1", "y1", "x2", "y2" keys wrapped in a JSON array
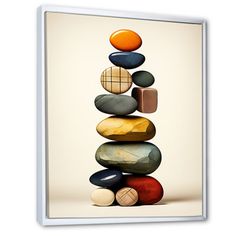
[{"x1": 123, "y1": 175, "x2": 164, "y2": 205}]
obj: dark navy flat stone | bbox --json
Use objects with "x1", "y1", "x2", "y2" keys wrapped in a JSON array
[
  {"x1": 89, "y1": 169, "x2": 123, "y2": 188},
  {"x1": 109, "y1": 52, "x2": 145, "y2": 69}
]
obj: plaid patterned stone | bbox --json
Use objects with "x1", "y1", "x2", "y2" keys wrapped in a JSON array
[{"x1": 100, "y1": 66, "x2": 132, "y2": 94}]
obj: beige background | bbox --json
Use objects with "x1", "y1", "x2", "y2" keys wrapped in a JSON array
[{"x1": 45, "y1": 12, "x2": 203, "y2": 218}]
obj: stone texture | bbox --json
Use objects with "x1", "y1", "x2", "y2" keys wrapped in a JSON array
[
  {"x1": 100, "y1": 66, "x2": 132, "y2": 94},
  {"x1": 132, "y1": 87, "x2": 158, "y2": 113},
  {"x1": 123, "y1": 175, "x2": 164, "y2": 205},
  {"x1": 96, "y1": 116, "x2": 156, "y2": 141},
  {"x1": 95, "y1": 142, "x2": 162, "y2": 174},
  {"x1": 94, "y1": 94, "x2": 137, "y2": 115},
  {"x1": 109, "y1": 52, "x2": 145, "y2": 69},
  {"x1": 109, "y1": 29, "x2": 142, "y2": 51},
  {"x1": 91, "y1": 188, "x2": 115, "y2": 206},
  {"x1": 116, "y1": 187, "x2": 138, "y2": 206},
  {"x1": 89, "y1": 169, "x2": 123, "y2": 188},
  {"x1": 132, "y1": 70, "x2": 155, "y2": 87}
]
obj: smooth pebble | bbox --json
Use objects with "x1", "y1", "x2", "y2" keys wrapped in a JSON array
[
  {"x1": 91, "y1": 188, "x2": 115, "y2": 206},
  {"x1": 89, "y1": 169, "x2": 123, "y2": 188},
  {"x1": 109, "y1": 52, "x2": 145, "y2": 69},
  {"x1": 132, "y1": 70, "x2": 155, "y2": 87},
  {"x1": 94, "y1": 94, "x2": 137, "y2": 115},
  {"x1": 110, "y1": 29, "x2": 142, "y2": 51},
  {"x1": 123, "y1": 175, "x2": 164, "y2": 205}
]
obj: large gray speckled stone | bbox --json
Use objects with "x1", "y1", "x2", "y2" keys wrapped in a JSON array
[{"x1": 95, "y1": 94, "x2": 137, "y2": 115}]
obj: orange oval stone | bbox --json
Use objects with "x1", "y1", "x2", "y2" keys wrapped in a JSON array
[{"x1": 110, "y1": 29, "x2": 142, "y2": 51}]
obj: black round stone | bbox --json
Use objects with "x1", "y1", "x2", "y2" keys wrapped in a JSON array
[{"x1": 132, "y1": 70, "x2": 155, "y2": 87}]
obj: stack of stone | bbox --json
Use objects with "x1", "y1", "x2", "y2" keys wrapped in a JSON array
[{"x1": 90, "y1": 29, "x2": 163, "y2": 207}]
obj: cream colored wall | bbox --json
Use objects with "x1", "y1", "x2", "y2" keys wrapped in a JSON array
[{"x1": 45, "y1": 12, "x2": 202, "y2": 217}]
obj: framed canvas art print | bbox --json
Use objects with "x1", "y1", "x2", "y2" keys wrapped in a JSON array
[{"x1": 37, "y1": 5, "x2": 207, "y2": 225}]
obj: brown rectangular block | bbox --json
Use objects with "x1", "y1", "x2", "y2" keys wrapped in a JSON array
[{"x1": 132, "y1": 87, "x2": 158, "y2": 113}]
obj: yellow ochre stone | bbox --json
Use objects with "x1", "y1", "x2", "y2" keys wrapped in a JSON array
[{"x1": 96, "y1": 116, "x2": 156, "y2": 141}]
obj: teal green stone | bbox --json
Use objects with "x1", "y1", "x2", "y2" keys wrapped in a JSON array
[{"x1": 95, "y1": 142, "x2": 162, "y2": 174}]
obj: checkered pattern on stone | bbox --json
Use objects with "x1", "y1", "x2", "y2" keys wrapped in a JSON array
[{"x1": 100, "y1": 66, "x2": 132, "y2": 94}]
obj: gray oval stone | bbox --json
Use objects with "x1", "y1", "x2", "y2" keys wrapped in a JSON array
[
  {"x1": 132, "y1": 70, "x2": 155, "y2": 87},
  {"x1": 95, "y1": 142, "x2": 162, "y2": 174},
  {"x1": 94, "y1": 94, "x2": 137, "y2": 115}
]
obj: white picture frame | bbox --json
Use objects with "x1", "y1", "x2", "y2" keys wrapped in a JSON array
[{"x1": 37, "y1": 4, "x2": 207, "y2": 226}]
